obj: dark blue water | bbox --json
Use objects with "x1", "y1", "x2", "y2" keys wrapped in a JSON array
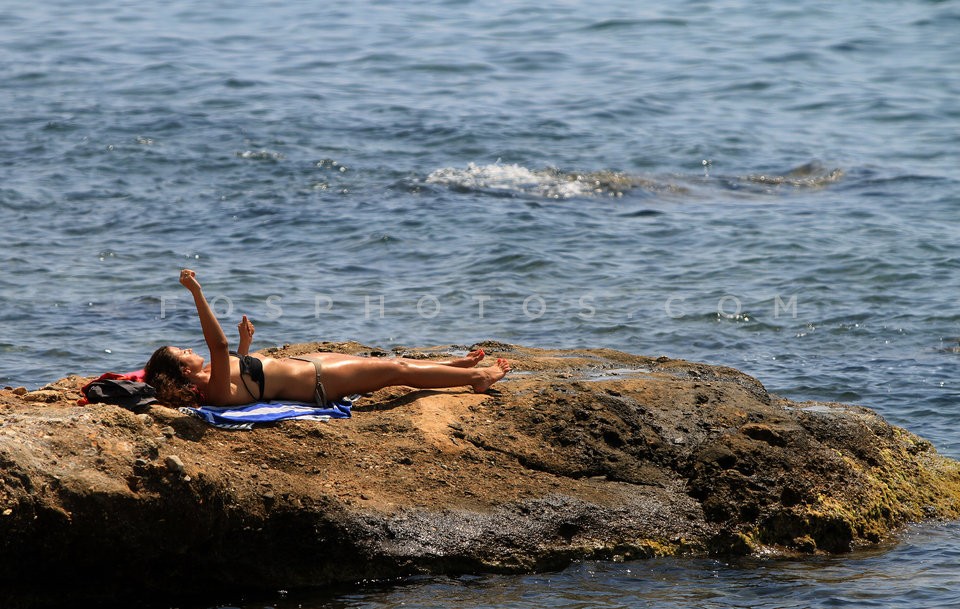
[{"x1": 2, "y1": 1, "x2": 959, "y2": 607}]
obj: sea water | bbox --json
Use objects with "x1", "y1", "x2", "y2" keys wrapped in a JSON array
[{"x1": 1, "y1": 0, "x2": 959, "y2": 607}]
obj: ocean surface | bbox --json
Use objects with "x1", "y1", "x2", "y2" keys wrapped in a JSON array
[{"x1": 2, "y1": 0, "x2": 959, "y2": 607}]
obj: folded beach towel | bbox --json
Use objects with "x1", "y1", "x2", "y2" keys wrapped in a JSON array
[{"x1": 179, "y1": 399, "x2": 353, "y2": 430}]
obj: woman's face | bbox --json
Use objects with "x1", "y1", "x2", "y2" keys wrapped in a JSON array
[{"x1": 169, "y1": 347, "x2": 204, "y2": 374}]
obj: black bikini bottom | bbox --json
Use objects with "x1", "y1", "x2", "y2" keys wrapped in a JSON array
[{"x1": 289, "y1": 356, "x2": 329, "y2": 407}]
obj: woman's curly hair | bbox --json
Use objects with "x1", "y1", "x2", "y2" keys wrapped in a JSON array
[{"x1": 144, "y1": 346, "x2": 202, "y2": 408}]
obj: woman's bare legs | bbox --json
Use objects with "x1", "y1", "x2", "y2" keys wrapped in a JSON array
[
  {"x1": 318, "y1": 355, "x2": 510, "y2": 401},
  {"x1": 289, "y1": 349, "x2": 485, "y2": 368},
  {"x1": 415, "y1": 348, "x2": 485, "y2": 368}
]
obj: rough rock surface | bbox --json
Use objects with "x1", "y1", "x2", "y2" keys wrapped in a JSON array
[{"x1": 1, "y1": 342, "x2": 959, "y2": 606}]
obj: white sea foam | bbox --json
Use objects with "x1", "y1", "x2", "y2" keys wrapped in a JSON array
[{"x1": 425, "y1": 163, "x2": 593, "y2": 199}]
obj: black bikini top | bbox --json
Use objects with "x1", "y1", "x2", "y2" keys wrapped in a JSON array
[{"x1": 231, "y1": 351, "x2": 265, "y2": 400}]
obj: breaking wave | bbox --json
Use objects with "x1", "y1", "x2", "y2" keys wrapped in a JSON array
[{"x1": 424, "y1": 162, "x2": 844, "y2": 200}]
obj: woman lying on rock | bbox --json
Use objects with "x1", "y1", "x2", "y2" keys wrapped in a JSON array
[{"x1": 144, "y1": 269, "x2": 510, "y2": 408}]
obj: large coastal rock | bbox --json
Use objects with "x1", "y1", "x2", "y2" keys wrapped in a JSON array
[{"x1": 2, "y1": 342, "x2": 959, "y2": 606}]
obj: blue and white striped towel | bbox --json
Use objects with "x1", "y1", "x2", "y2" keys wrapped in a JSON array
[{"x1": 180, "y1": 399, "x2": 353, "y2": 430}]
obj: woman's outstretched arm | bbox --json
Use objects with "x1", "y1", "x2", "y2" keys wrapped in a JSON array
[
  {"x1": 180, "y1": 269, "x2": 231, "y2": 401},
  {"x1": 237, "y1": 314, "x2": 254, "y2": 355}
]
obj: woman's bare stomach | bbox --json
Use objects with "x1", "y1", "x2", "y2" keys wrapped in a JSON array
[{"x1": 252, "y1": 352, "x2": 353, "y2": 402}]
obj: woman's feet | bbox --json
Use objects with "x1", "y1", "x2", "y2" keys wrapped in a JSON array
[
  {"x1": 472, "y1": 358, "x2": 511, "y2": 393},
  {"x1": 447, "y1": 349, "x2": 510, "y2": 393},
  {"x1": 444, "y1": 348, "x2": 485, "y2": 368}
]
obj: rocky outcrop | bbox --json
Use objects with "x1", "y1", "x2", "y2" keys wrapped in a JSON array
[{"x1": 1, "y1": 342, "x2": 958, "y2": 607}]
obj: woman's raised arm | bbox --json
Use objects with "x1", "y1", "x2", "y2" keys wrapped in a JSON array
[
  {"x1": 179, "y1": 269, "x2": 231, "y2": 402},
  {"x1": 237, "y1": 314, "x2": 255, "y2": 355}
]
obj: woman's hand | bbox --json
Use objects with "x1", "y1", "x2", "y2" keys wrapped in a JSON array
[
  {"x1": 179, "y1": 269, "x2": 202, "y2": 294},
  {"x1": 237, "y1": 315, "x2": 255, "y2": 355},
  {"x1": 238, "y1": 315, "x2": 255, "y2": 341}
]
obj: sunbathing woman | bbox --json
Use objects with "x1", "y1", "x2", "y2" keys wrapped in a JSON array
[{"x1": 144, "y1": 269, "x2": 511, "y2": 408}]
